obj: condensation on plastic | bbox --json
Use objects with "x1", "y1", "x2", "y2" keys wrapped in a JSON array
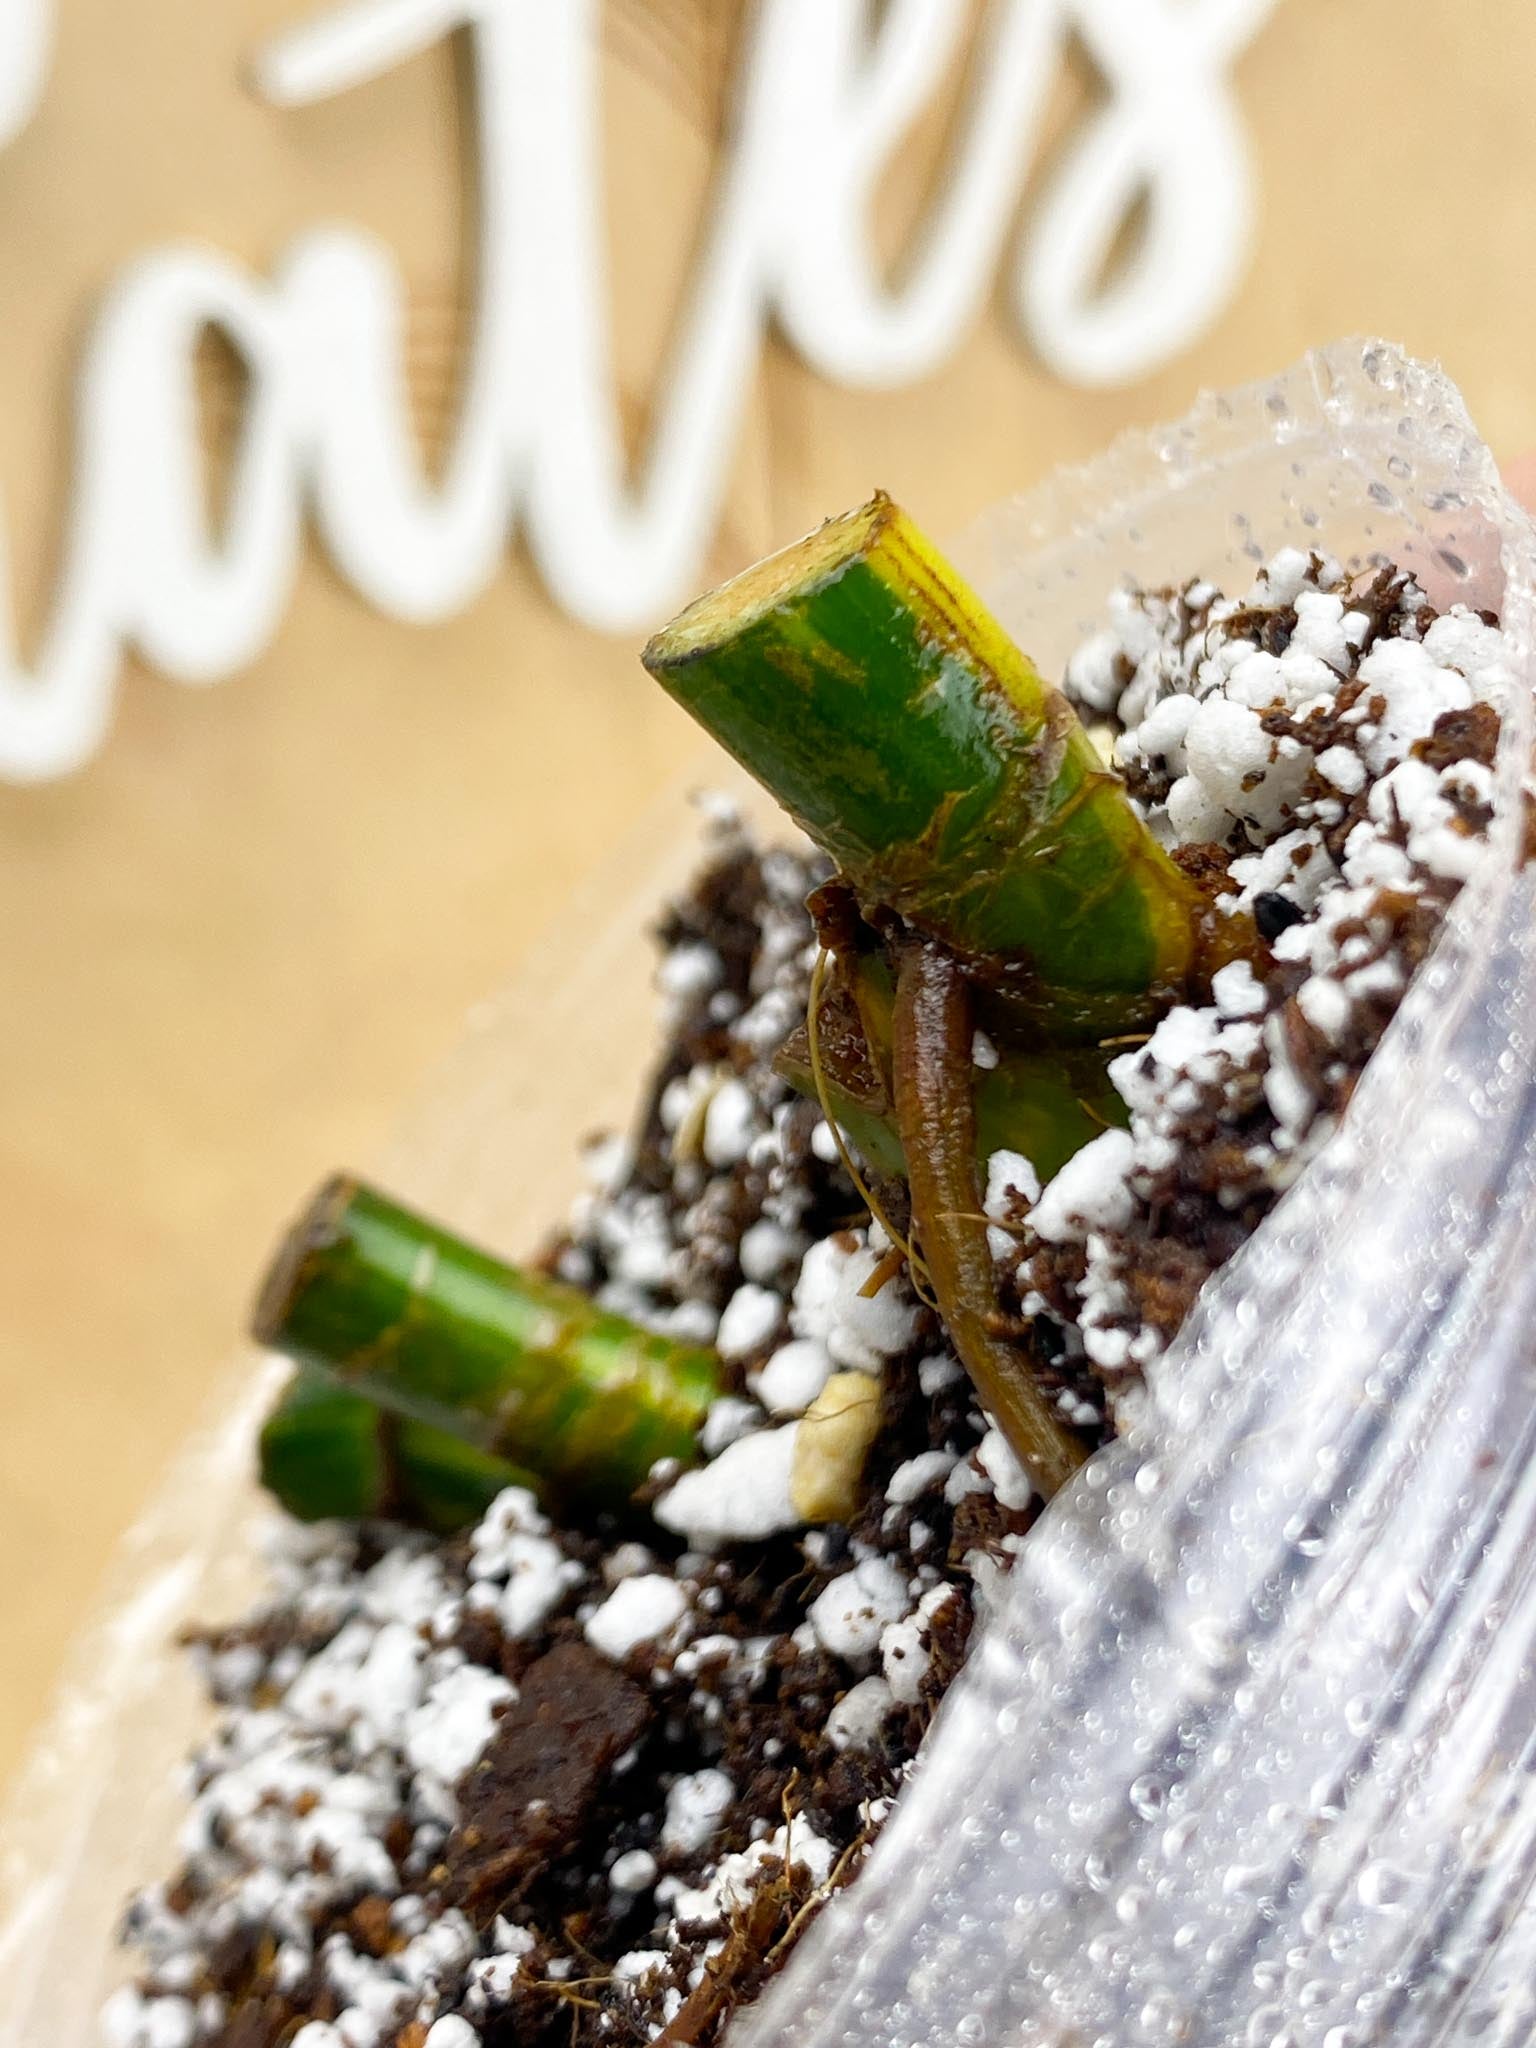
[
  {"x1": 3, "y1": 341, "x2": 1535, "y2": 2048},
  {"x1": 733, "y1": 343, "x2": 1536, "y2": 2047}
]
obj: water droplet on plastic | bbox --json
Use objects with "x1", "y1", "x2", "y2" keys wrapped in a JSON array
[
  {"x1": 1162, "y1": 1815, "x2": 1198, "y2": 1860},
  {"x1": 1282, "y1": 1509, "x2": 1327, "y2": 1556},
  {"x1": 1244, "y1": 2002, "x2": 1289, "y2": 2047},
  {"x1": 1326, "y1": 1921, "x2": 1359, "y2": 1961},
  {"x1": 1358, "y1": 1860, "x2": 1413, "y2": 1913},
  {"x1": 1137, "y1": 1989, "x2": 1184, "y2": 2040},
  {"x1": 1223, "y1": 1861, "x2": 1267, "y2": 1899},
  {"x1": 1188, "y1": 1616, "x2": 1234, "y2": 1667},
  {"x1": 1129, "y1": 1774, "x2": 1166, "y2": 1819},
  {"x1": 1343, "y1": 1692, "x2": 1373, "y2": 1736}
]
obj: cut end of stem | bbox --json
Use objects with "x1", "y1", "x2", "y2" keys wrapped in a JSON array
[
  {"x1": 250, "y1": 1172, "x2": 360, "y2": 1350},
  {"x1": 642, "y1": 490, "x2": 1239, "y2": 1031},
  {"x1": 642, "y1": 495, "x2": 896, "y2": 674}
]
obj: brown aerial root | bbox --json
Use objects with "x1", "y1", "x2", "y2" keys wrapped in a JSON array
[
  {"x1": 806, "y1": 947, "x2": 939, "y2": 1313},
  {"x1": 889, "y1": 938, "x2": 1090, "y2": 1499}
]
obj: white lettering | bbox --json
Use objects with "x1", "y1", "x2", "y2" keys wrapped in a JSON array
[
  {"x1": 770, "y1": 0, "x2": 1064, "y2": 388},
  {"x1": 0, "y1": 0, "x2": 1276, "y2": 778},
  {"x1": 1019, "y1": 0, "x2": 1277, "y2": 387}
]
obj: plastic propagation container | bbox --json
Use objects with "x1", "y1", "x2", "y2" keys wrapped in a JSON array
[{"x1": 5, "y1": 340, "x2": 1536, "y2": 2048}]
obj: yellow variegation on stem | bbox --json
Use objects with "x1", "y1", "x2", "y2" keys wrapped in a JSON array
[{"x1": 643, "y1": 492, "x2": 1250, "y2": 1039}]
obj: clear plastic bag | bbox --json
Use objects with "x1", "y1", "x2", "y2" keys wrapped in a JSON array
[{"x1": 5, "y1": 341, "x2": 1534, "y2": 2048}]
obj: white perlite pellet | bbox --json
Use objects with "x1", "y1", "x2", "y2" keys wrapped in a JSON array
[
  {"x1": 715, "y1": 1282, "x2": 784, "y2": 1360},
  {"x1": 809, "y1": 1558, "x2": 912, "y2": 1662},
  {"x1": 653, "y1": 1423, "x2": 800, "y2": 1547},
  {"x1": 753, "y1": 1337, "x2": 834, "y2": 1417},
  {"x1": 661, "y1": 1769, "x2": 735, "y2": 1856},
  {"x1": 610, "y1": 1849, "x2": 659, "y2": 1894},
  {"x1": 584, "y1": 1575, "x2": 690, "y2": 1661},
  {"x1": 826, "y1": 1675, "x2": 896, "y2": 1750},
  {"x1": 791, "y1": 1233, "x2": 920, "y2": 1372}
]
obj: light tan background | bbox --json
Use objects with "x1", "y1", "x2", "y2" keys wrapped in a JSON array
[{"x1": 2, "y1": 0, "x2": 1534, "y2": 1784}]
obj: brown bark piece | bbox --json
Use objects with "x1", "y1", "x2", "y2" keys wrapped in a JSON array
[{"x1": 442, "y1": 1641, "x2": 652, "y2": 1917}]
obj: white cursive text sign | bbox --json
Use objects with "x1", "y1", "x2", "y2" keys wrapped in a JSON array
[{"x1": 0, "y1": 0, "x2": 1277, "y2": 779}]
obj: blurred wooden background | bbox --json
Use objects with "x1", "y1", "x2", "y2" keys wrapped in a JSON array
[{"x1": 3, "y1": 0, "x2": 1536, "y2": 1784}]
